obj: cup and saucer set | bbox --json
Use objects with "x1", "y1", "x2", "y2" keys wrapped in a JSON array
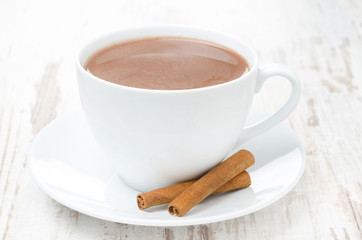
[{"x1": 29, "y1": 25, "x2": 305, "y2": 226}]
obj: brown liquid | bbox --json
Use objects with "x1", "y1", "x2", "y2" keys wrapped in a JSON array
[{"x1": 85, "y1": 37, "x2": 249, "y2": 90}]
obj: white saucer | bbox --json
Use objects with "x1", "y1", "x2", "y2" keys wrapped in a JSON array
[{"x1": 28, "y1": 108, "x2": 305, "y2": 226}]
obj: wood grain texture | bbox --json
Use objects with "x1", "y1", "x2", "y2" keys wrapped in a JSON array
[{"x1": 0, "y1": 0, "x2": 361, "y2": 239}]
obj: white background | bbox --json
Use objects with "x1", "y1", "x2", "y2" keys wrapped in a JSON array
[{"x1": 0, "y1": 0, "x2": 361, "y2": 239}]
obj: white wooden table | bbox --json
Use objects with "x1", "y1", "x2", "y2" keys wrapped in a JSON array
[{"x1": 1, "y1": 0, "x2": 361, "y2": 239}]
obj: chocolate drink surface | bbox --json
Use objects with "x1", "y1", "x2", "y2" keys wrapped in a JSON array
[{"x1": 85, "y1": 37, "x2": 249, "y2": 90}]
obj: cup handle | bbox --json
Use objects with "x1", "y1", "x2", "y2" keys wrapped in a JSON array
[{"x1": 235, "y1": 64, "x2": 302, "y2": 145}]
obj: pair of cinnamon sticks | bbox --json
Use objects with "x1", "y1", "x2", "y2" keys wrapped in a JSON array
[{"x1": 137, "y1": 150, "x2": 255, "y2": 217}]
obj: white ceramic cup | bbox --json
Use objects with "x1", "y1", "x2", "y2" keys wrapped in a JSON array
[{"x1": 76, "y1": 25, "x2": 301, "y2": 192}]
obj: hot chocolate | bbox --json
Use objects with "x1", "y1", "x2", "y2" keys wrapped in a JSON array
[{"x1": 85, "y1": 37, "x2": 249, "y2": 90}]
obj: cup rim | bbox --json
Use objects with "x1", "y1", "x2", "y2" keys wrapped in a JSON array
[{"x1": 76, "y1": 24, "x2": 259, "y2": 93}]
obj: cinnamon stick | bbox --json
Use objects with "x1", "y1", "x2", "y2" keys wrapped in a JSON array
[
  {"x1": 137, "y1": 171, "x2": 251, "y2": 210},
  {"x1": 168, "y1": 150, "x2": 254, "y2": 217}
]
